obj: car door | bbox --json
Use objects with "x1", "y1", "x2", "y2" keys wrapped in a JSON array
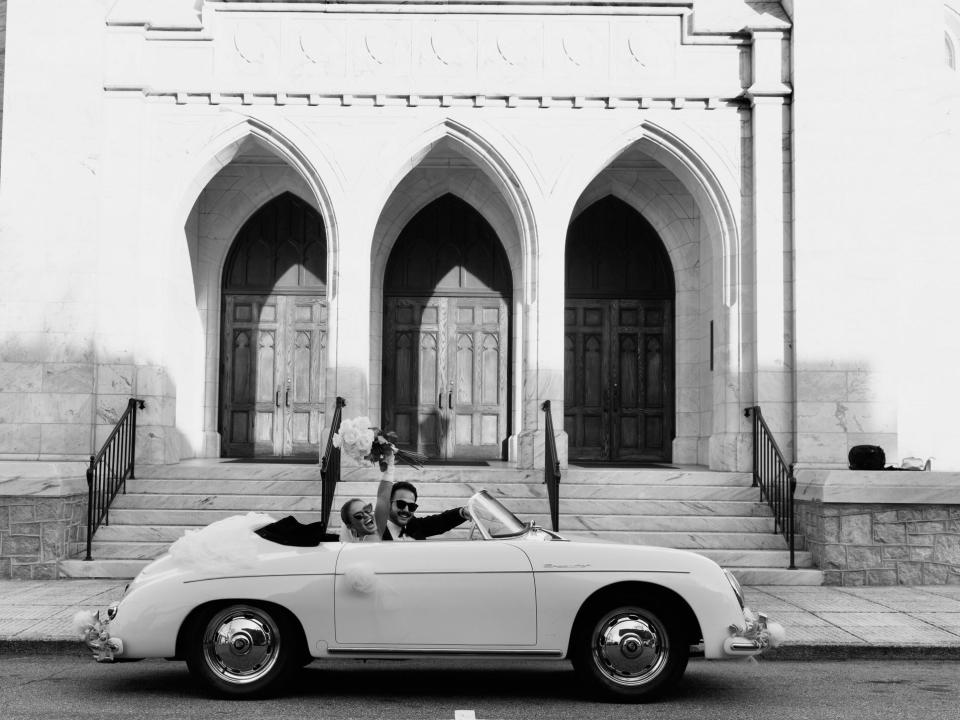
[{"x1": 334, "y1": 541, "x2": 536, "y2": 647}]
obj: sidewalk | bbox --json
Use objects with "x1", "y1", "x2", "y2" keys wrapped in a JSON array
[{"x1": 1, "y1": 580, "x2": 960, "y2": 659}]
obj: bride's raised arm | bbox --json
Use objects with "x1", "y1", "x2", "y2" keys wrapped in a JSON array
[{"x1": 374, "y1": 448, "x2": 394, "y2": 539}]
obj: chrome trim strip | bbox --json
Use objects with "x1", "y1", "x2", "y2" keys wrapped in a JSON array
[
  {"x1": 327, "y1": 648, "x2": 563, "y2": 657},
  {"x1": 184, "y1": 573, "x2": 334, "y2": 583}
]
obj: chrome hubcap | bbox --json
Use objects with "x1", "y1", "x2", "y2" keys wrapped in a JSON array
[
  {"x1": 592, "y1": 610, "x2": 668, "y2": 686},
  {"x1": 203, "y1": 606, "x2": 280, "y2": 684}
]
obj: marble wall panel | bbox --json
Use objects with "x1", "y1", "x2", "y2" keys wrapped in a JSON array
[
  {"x1": 0, "y1": 362, "x2": 43, "y2": 392},
  {"x1": 42, "y1": 364, "x2": 95, "y2": 393},
  {"x1": 97, "y1": 364, "x2": 135, "y2": 394},
  {"x1": 39, "y1": 424, "x2": 91, "y2": 455},
  {"x1": 28, "y1": 393, "x2": 93, "y2": 424},
  {"x1": 0, "y1": 424, "x2": 42, "y2": 455}
]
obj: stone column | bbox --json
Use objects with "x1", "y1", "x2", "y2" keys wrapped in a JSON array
[
  {"x1": 327, "y1": 212, "x2": 373, "y2": 425},
  {"x1": 747, "y1": 29, "x2": 794, "y2": 460},
  {"x1": 516, "y1": 210, "x2": 567, "y2": 470}
]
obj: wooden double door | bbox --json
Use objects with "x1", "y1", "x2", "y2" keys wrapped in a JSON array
[
  {"x1": 382, "y1": 296, "x2": 509, "y2": 459},
  {"x1": 565, "y1": 299, "x2": 673, "y2": 461},
  {"x1": 220, "y1": 294, "x2": 327, "y2": 458}
]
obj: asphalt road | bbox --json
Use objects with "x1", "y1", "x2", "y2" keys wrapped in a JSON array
[{"x1": 1, "y1": 654, "x2": 958, "y2": 720}]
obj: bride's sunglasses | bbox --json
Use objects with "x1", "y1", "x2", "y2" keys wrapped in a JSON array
[
  {"x1": 352, "y1": 505, "x2": 374, "y2": 521},
  {"x1": 393, "y1": 499, "x2": 419, "y2": 512}
]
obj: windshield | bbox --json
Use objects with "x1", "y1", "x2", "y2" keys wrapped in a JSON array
[{"x1": 467, "y1": 491, "x2": 528, "y2": 539}]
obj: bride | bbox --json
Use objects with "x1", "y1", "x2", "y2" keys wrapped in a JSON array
[{"x1": 338, "y1": 499, "x2": 381, "y2": 543}]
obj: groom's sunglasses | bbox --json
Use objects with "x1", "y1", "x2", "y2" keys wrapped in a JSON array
[{"x1": 393, "y1": 499, "x2": 419, "y2": 512}]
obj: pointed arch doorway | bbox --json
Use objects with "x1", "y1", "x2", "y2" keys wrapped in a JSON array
[
  {"x1": 565, "y1": 196, "x2": 675, "y2": 462},
  {"x1": 219, "y1": 193, "x2": 328, "y2": 458},
  {"x1": 382, "y1": 194, "x2": 512, "y2": 460}
]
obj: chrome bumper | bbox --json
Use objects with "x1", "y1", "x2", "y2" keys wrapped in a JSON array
[{"x1": 724, "y1": 609, "x2": 785, "y2": 655}]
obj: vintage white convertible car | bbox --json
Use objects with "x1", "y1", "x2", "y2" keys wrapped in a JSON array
[{"x1": 80, "y1": 490, "x2": 781, "y2": 702}]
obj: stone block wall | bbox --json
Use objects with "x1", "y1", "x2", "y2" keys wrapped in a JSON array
[
  {"x1": 797, "y1": 500, "x2": 960, "y2": 586},
  {"x1": 0, "y1": 494, "x2": 86, "y2": 579}
]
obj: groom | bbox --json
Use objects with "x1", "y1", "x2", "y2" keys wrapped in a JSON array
[{"x1": 378, "y1": 478, "x2": 470, "y2": 541}]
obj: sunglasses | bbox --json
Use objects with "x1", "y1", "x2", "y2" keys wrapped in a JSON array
[
  {"x1": 393, "y1": 499, "x2": 418, "y2": 512},
  {"x1": 351, "y1": 505, "x2": 373, "y2": 521}
]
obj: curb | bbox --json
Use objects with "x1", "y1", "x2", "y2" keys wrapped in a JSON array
[
  {"x1": 0, "y1": 640, "x2": 91, "y2": 656},
  {"x1": 760, "y1": 644, "x2": 960, "y2": 661}
]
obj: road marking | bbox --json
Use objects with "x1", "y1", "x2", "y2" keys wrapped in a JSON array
[{"x1": 455, "y1": 711, "x2": 477, "y2": 720}]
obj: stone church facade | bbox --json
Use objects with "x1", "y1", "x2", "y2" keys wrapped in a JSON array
[{"x1": 1, "y1": 1, "x2": 959, "y2": 579}]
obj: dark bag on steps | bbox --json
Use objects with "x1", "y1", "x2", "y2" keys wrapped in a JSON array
[{"x1": 848, "y1": 445, "x2": 885, "y2": 470}]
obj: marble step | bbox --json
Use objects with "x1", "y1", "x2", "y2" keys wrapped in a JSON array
[
  {"x1": 561, "y1": 529, "x2": 793, "y2": 551},
  {"x1": 59, "y1": 559, "x2": 150, "y2": 579},
  {"x1": 91, "y1": 513, "x2": 776, "y2": 542},
  {"x1": 661, "y1": 548, "x2": 814, "y2": 568},
  {"x1": 133, "y1": 465, "x2": 753, "y2": 487},
  {"x1": 120, "y1": 478, "x2": 756, "y2": 499},
  {"x1": 87, "y1": 525, "x2": 789, "y2": 560},
  {"x1": 110, "y1": 493, "x2": 772, "y2": 524},
  {"x1": 110, "y1": 485, "x2": 763, "y2": 511},
  {"x1": 556, "y1": 531, "x2": 789, "y2": 550},
  {"x1": 725, "y1": 567, "x2": 824, "y2": 586}
]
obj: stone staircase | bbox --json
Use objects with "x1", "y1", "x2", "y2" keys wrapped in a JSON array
[{"x1": 59, "y1": 461, "x2": 823, "y2": 585}]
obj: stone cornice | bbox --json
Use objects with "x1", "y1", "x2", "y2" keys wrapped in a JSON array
[{"x1": 104, "y1": 88, "x2": 745, "y2": 110}]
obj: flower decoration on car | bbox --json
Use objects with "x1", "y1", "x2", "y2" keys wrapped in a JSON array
[{"x1": 333, "y1": 416, "x2": 427, "y2": 471}]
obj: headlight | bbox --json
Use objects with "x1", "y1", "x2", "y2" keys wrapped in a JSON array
[
  {"x1": 723, "y1": 570, "x2": 745, "y2": 609},
  {"x1": 105, "y1": 602, "x2": 120, "y2": 621}
]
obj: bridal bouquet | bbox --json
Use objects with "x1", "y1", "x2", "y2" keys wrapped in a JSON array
[{"x1": 333, "y1": 416, "x2": 427, "y2": 471}]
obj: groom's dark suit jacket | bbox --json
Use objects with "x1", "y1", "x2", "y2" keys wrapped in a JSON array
[{"x1": 382, "y1": 507, "x2": 467, "y2": 540}]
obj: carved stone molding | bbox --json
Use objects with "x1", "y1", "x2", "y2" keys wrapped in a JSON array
[{"x1": 105, "y1": 88, "x2": 736, "y2": 110}]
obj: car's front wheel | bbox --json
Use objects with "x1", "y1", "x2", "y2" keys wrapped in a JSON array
[
  {"x1": 185, "y1": 603, "x2": 297, "y2": 698},
  {"x1": 571, "y1": 599, "x2": 688, "y2": 702}
]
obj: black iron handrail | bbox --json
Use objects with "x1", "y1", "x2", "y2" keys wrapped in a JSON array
[
  {"x1": 85, "y1": 398, "x2": 145, "y2": 561},
  {"x1": 319, "y1": 397, "x2": 346, "y2": 534},
  {"x1": 744, "y1": 406, "x2": 796, "y2": 569},
  {"x1": 542, "y1": 400, "x2": 561, "y2": 532}
]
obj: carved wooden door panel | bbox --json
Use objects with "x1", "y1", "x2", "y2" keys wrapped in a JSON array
[
  {"x1": 384, "y1": 296, "x2": 508, "y2": 459},
  {"x1": 448, "y1": 297, "x2": 509, "y2": 460},
  {"x1": 283, "y1": 297, "x2": 327, "y2": 457},
  {"x1": 610, "y1": 300, "x2": 672, "y2": 460},
  {"x1": 564, "y1": 302, "x2": 610, "y2": 460},
  {"x1": 222, "y1": 295, "x2": 284, "y2": 457},
  {"x1": 383, "y1": 297, "x2": 445, "y2": 458},
  {"x1": 221, "y1": 294, "x2": 326, "y2": 458},
  {"x1": 565, "y1": 299, "x2": 673, "y2": 461}
]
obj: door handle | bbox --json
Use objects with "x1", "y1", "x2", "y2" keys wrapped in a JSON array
[
  {"x1": 438, "y1": 392, "x2": 443, "y2": 409},
  {"x1": 448, "y1": 391, "x2": 452, "y2": 409},
  {"x1": 285, "y1": 389, "x2": 290, "y2": 407},
  {"x1": 275, "y1": 391, "x2": 280, "y2": 408}
]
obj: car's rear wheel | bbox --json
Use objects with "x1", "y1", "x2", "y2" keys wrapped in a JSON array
[
  {"x1": 185, "y1": 603, "x2": 296, "y2": 698},
  {"x1": 571, "y1": 599, "x2": 688, "y2": 702}
]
